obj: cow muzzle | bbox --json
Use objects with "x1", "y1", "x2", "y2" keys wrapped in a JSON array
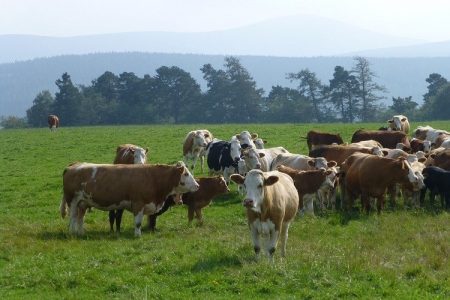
[{"x1": 243, "y1": 199, "x2": 254, "y2": 208}]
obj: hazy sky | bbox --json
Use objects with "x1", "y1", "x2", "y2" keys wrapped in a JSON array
[{"x1": 1, "y1": 0, "x2": 449, "y2": 41}]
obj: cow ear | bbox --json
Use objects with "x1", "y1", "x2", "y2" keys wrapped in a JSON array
[
  {"x1": 419, "y1": 157, "x2": 427, "y2": 163},
  {"x1": 401, "y1": 118, "x2": 407, "y2": 122},
  {"x1": 230, "y1": 174, "x2": 245, "y2": 185},
  {"x1": 130, "y1": 148, "x2": 135, "y2": 153},
  {"x1": 176, "y1": 166, "x2": 185, "y2": 174},
  {"x1": 251, "y1": 133, "x2": 258, "y2": 139},
  {"x1": 264, "y1": 175, "x2": 279, "y2": 186},
  {"x1": 263, "y1": 140, "x2": 267, "y2": 144},
  {"x1": 204, "y1": 133, "x2": 209, "y2": 138},
  {"x1": 327, "y1": 161, "x2": 337, "y2": 168},
  {"x1": 235, "y1": 134, "x2": 241, "y2": 140},
  {"x1": 145, "y1": 148, "x2": 149, "y2": 154},
  {"x1": 430, "y1": 154, "x2": 436, "y2": 159},
  {"x1": 325, "y1": 170, "x2": 333, "y2": 175},
  {"x1": 382, "y1": 150, "x2": 389, "y2": 156},
  {"x1": 307, "y1": 159, "x2": 315, "y2": 167},
  {"x1": 387, "y1": 119, "x2": 393, "y2": 123},
  {"x1": 258, "y1": 152, "x2": 266, "y2": 158}
]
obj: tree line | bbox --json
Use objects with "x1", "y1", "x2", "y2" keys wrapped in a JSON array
[{"x1": 2, "y1": 56, "x2": 449, "y2": 128}]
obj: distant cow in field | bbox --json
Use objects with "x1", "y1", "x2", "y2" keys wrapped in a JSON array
[
  {"x1": 305, "y1": 130, "x2": 344, "y2": 151},
  {"x1": 351, "y1": 129, "x2": 410, "y2": 149},
  {"x1": 48, "y1": 115, "x2": 59, "y2": 131},
  {"x1": 183, "y1": 129, "x2": 213, "y2": 171},
  {"x1": 387, "y1": 115, "x2": 410, "y2": 133},
  {"x1": 231, "y1": 170, "x2": 299, "y2": 261},
  {"x1": 60, "y1": 162, "x2": 199, "y2": 236},
  {"x1": 109, "y1": 144, "x2": 149, "y2": 232},
  {"x1": 147, "y1": 176, "x2": 230, "y2": 230}
]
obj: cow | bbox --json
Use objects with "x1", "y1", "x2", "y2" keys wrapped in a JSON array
[
  {"x1": 351, "y1": 129, "x2": 410, "y2": 149},
  {"x1": 400, "y1": 155, "x2": 427, "y2": 208},
  {"x1": 241, "y1": 147, "x2": 289, "y2": 172},
  {"x1": 183, "y1": 129, "x2": 213, "y2": 171},
  {"x1": 420, "y1": 166, "x2": 450, "y2": 209},
  {"x1": 254, "y1": 138, "x2": 267, "y2": 149},
  {"x1": 270, "y1": 153, "x2": 336, "y2": 171},
  {"x1": 59, "y1": 162, "x2": 199, "y2": 236},
  {"x1": 109, "y1": 144, "x2": 149, "y2": 232},
  {"x1": 305, "y1": 130, "x2": 344, "y2": 151},
  {"x1": 309, "y1": 145, "x2": 381, "y2": 166},
  {"x1": 48, "y1": 114, "x2": 59, "y2": 131},
  {"x1": 433, "y1": 133, "x2": 450, "y2": 148},
  {"x1": 413, "y1": 126, "x2": 450, "y2": 144},
  {"x1": 236, "y1": 131, "x2": 257, "y2": 149},
  {"x1": 349, "y1": 140, "x2": 383, "y2": 149},
  {"x1": 408, "y1": 138, "x2": 431, "y2": 153},
  {"x1": 424, "y1": 149, "x2": 450, "y2": 171},
  {"x1": 206, "y1": 137, "x2": 241, "y2": 183},
  {"x1": 387, "y1": 115, "x2": 410, "y2": 133},
  {"x1": 230, "y1": 170, "x2": 299, "y2": 261},
  {"x1": 342, "y1": 153, "x2": 424, "y2": 213},
  {"x1": 277, "y1": 165, "x2": 335, "y2": 215},
  {"x1": 147, "y1": 176, "x2": 230, "y2": 230}
]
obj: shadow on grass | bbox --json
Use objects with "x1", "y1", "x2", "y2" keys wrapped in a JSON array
[{"x1": 36, "y1": 229, "x2": 139, "y2": 241}]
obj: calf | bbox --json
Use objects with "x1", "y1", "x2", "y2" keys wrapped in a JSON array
[
  {"x1": 230, "y1": 170, "x2": 299, "y2": 261},
  {"x1": 183, "y1": 129, "x2": 213, "y2": 171},
  {"x1": 148, "y1": 176, "x2": 230, "y2": 230},
  {"x1": 110, "y1": 144, "x2": 149, "y2": 232},
  {"x1": 277, "y1": 165, "x2": 334, "y2": 215},
  {"x1": 60, "y1": 162, "x2": 199, "y2": 236},
  {"x1": 420, "y1": 166, "x2": 450, "y2": 209},
  {"x1": 305, "y1": 130, "x2": 343, "y2": 151}
]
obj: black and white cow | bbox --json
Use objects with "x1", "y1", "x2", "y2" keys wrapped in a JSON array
[
  {"x1": 206, "y1": 137, "x2": 241, "y2": 183},
  {"x1": 420, "y1": 166, "x2": 450, "y2": 209}
]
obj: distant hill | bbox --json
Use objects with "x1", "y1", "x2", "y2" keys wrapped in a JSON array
[
  {"x1": 2, "y1": 52, "x2": 450, "y2": 117},
  {"x1": 347, "y1": 39, "x2": 450, "y2": 57},
  {"x1": 0, "y1": 15, "x2": 422, "y2": 63}
]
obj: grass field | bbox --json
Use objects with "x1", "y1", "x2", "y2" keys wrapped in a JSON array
[{"x1": 0, "y1": 123, "x2": 449, "y2": 299}]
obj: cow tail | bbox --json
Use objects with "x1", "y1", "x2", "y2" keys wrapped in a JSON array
[{"x1": 60, "y1": 197, "x2": 68, "y2": 218}]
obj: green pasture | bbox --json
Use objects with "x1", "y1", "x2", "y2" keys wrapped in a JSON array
[{"x1": 0, "y1": 123, "x2": 449, "y2": 299}]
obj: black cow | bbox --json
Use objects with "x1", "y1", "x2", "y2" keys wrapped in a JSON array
[
  {"x1": 206, "y1": 139, "x2": 241, "y2": 183},
  {"x1": 420, "y1": 166, "x2": 450, "y2": 209}
]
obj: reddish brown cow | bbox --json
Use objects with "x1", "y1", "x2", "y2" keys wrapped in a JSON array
[
  {"x1": 424, "y1": 149, "x2": 450, "y2": 171},
  {"x1": 351, "y1": 129, "x2": 410, "y2": 149},
  {"x1": 408, "y1": 138, "x2": 431, "y2": 153},
  {"x1": 277, "y1": 165, "x2": 334, "y2": 215},
  {"x1": 147, "y1": 176, "x2": 230, "y2": 230},
  {"x1": 309, "y1": 145, "x2": 379, "y2": 166},
  {"x1": 305, "y1": 130, "x2": 344, "y2": 151},
  {"x1": 60, "y1": 162, "x2": 199, "y2": 236},
  {"x1": 48, "y1": 114, "x2": 59, "y2": 131},
  {"x1": 342, "y1": 153, "x2": 424, "y2": 213}
]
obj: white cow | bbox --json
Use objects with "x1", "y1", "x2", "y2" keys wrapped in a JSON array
[
  {"x1": 236, "y1": 131, "x2": 257, "y2": 149},
  {"x1": 242, "y1": 147, "x2": 289, "y2": 172},
  {"x1": 270, "y1": 153, "x2": 336, "y2": 171},
  {"x1": 230, "y1": 170, "x2": 299, "y2": 261}
]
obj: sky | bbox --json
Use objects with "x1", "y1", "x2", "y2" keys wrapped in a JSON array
[{"x1": 1, "y1": 0, "x2": 449, "y2": 42}]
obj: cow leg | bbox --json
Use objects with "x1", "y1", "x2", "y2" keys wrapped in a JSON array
[
  {"x1": 376, "y1": 195, "x2": 385, "y2": 214},
  {"x1": 77, "y1": 206, "x2": 87, "y2": 235},
  {"x1": 134, "y1": 209, "x2": 144, "y2": 237},
  {"x1": 250, "y1": 221, "x2": 261, "y2": 259},
  {"x1": 187, "y1": 206, "x2": 195, "y2": 224},
  {"x1": 267, "y1": 226, "x2": 279, "y2": 263},
  {"x1": 147, "y1": 215, "x2": 157, "y2": 232},
  {"x1": 200, "y1": 155, "x2": 204, "y2": 173},
  {"x1": 361, "y1": 193, "x2": 370, "y2": 214},
  {"x1": 419, "y1": 188, "x2": 427, "y2": 207},
  {"x1": 194, "y1": 208, "x2": 203, "y2": 225},
  {"x1": 115, "y1": 209, "x2": 124, "y2": 232},
  {"x1": 303, "y1": 194, "x2": 314, "y2": 216},
  {"x1": 279, "y1": 222, "x2": 290, "y2": 258},
  {"x1": 69, "y1": 200, "x2": 79, "y2": 235},
  {"x1": 191, "y1": 155, "x2": 198, "y2": 170},
  {"x1": 387, "y1": 185, "x2": 396, "y2": 209},
  {"x1": 109, "y1": 210, "x2": 116, "y2": 232}
]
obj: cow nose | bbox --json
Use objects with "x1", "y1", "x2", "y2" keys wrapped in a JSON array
[
  {"x1": 242, "y1": 144, "x2": 249, "y2": 149},
  {"x1": 256, "y1": 163, "x2": 261, "y2": 169},
  {"x1": 243, "y1": 199, "x2": 254, "y2": 207}
]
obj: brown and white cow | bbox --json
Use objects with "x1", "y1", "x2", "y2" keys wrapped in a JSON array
[
  {"x1": 60, "y1": 162, "x2": 199, "y2": 236},
  {"x1": 342, "y1": 153, "x2": 424, "y2": 213},
  {"x1": 305, "y1": 130, "x2": 344, "y2": 151},
  {"x1": 387, "y1": 115, "x2": 410, "y2": 133},
  {"x1": 241, "y1": 147, "x2": 289, "y2": 172},
  {"x1": 413, "y1": 126, "x2": 449, "y2": 143},
  {"x1": 309, "y1": 145, "x2": 381, "y2": 166},
  {"x1": 424, "y1": 149, "x2": 450, "y2": 171},
  {"x1": 147, "y1": 176, "x2": 230, "y2": 230},
  {"x1": 270, "y1": 153, "x2": 336, "y2": 171},
  {"x1": 402, "y1": 138, "x2": 432, "y2": 153},
  {"x1": 277, "y1": 165, "x2": 335, "y2": 215},
  {"x1": 48, "y1": 114, "x2": 59, "y2": 131},
  {"x1": 231, "y1": 170, "x2": 299, "y2": 261},
  {"x1": 351, "y1": 129, "x2": 410, "y2": 149},
  {"x1": 183, "y1": 129, "x2": 213, "y2": 172},
  {"x1": 109, "y1": 144, "x2": 149, "y2": 232}
]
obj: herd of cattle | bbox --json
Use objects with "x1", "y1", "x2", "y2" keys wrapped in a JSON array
[{"x1": 58, "y1": 114, "x2": 450, "y2": 261}]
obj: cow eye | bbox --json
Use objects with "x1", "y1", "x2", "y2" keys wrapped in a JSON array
[
  {"x1": 258, "y1": 184, "x2": 262, "y2": 189},
  {"x1": 184, "y1": 173, "x2": 188, "y2": 177}
]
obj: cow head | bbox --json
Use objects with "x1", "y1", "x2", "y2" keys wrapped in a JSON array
[
  {"x1": 399, "y1": 157, "x2": 425, "y2": 190},
  {"x1": 173, "y1": 161, "x2": 199, "y2": 194},
  {"x1": 307, "y1": 157, "x2": 329, "y2": 170},
  {"x1": 320, "y1": 168, "x2": 336, "y2": 190},
  {"x1": 253, "y1": 138, "x2": 267, "y2": 149},
  {"x1": 236, "y1": 131, "x2": 256, "y2": 149},
  {"x1": 132, "y1": 147, "x2": 148, "y2": 164},
  {"x1": 389, "y1": 115, "x2": 407, "y2": 131},
  {"x1": 242, "y1": 148, "x2": 264, "y2": 170},
  {"x1": 371, "y1": 146, "x2": 384, "y2": 157},
  {"x1": 229, "y1": 137, "x2": 242, "y2": 162},
  {"x1": 193, "y1": 131, "x2": 208, "y2": 148},
  {"x1": 231, "y1": 169, "x2": 278, "y2": 212}
]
